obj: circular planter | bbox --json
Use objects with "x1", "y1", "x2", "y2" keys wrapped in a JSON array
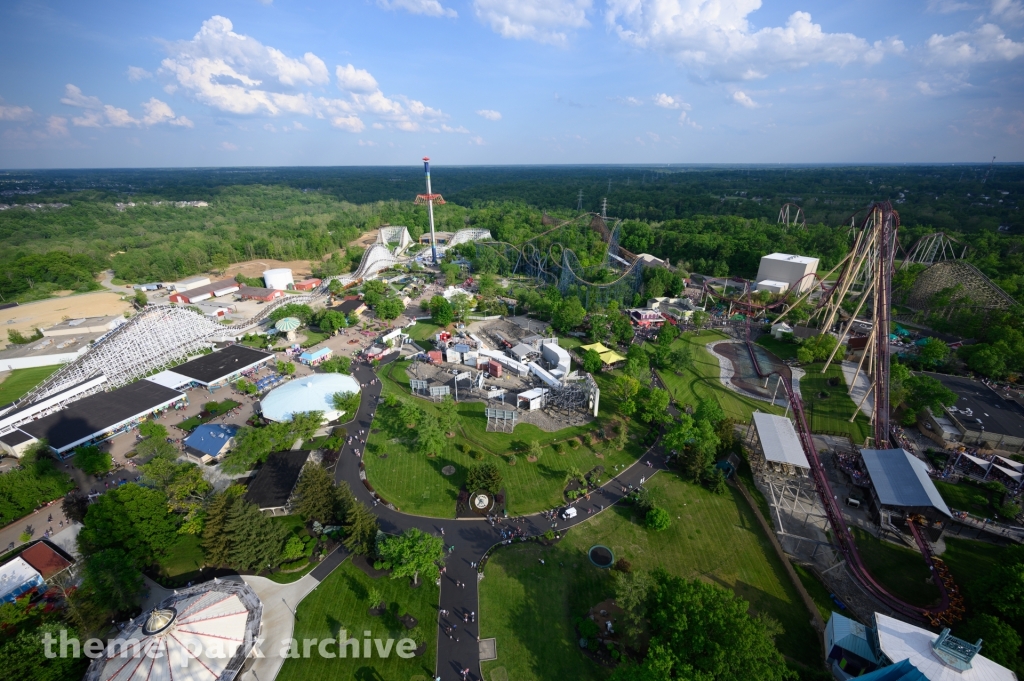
[{"x1": 588, "y1": 545, "x2": 614, "y2": 569}]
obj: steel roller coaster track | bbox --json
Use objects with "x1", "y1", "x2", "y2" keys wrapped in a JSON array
[{"x1": 737, "y1": 202, "x2": 962, "y2": 626}]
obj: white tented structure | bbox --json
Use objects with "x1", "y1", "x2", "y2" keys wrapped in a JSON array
[
  {"x1": 22, "y1": 306, "x2": 223, "y2": 402},
  {"x1": 263, "y1": 268, "x2": 294, "y2": 290},
  {"x1": 376, "y1": 225, "x2": 414, "y2": 255},
  {"x1": 448, "y1": 228, "x2": 493, "y2": 247}
]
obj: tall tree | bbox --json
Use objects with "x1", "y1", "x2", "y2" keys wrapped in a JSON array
[
  {"x1": 416, "y1": 412, "x2": 446, "y2": 456},
  {"x1": 202, "y1": 490, "x2": 236, "y2": 567},
  {"x1": 79, "y1": 484, "x2": 179, "y2": 566},
  {"x1": 377, "y1": 528, "x2": 445, "y2": 587},
  {"x1": 342, "y1": 500, "x2": 379, "y2": 555},
  {"x1": 224, "y1": 499, "x2": 289, "y2": 572},
  {"x1": 81, "y1": 548, "x2": 143, "y2": 615},
  {"x1": 437, "y1": 395, "x2": 459, "y2": 435},
  {"x1": 552, "y1": 296, "x2": 586, "y2": 332},
  {"x1": 429, "y1": 295, "x2": 454, "y2": 326},
  {"x1": 61, "y1": 490, "x2": 89, "y2": 523},
  {"x1": 466, "y1": 462, "x2": 503, "y2": 493},
  {"x1": 293, "y1": 463, "x2": 336, "y2": 523}
]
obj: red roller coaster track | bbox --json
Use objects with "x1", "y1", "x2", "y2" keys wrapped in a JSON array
[{"x1": 736, "y1": 202, "x2": 962, "y2": 626}]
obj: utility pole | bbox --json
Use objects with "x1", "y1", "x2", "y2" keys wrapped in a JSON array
[
  {"x1": 601, "y1": 198, "x2": 607, "y2": 219},
  {"x1": 576, "y1": 189, "x2": 583, "y2": 212}
]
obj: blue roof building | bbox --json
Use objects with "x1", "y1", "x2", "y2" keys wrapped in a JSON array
[
  {"x1": 826, "y1": 611, "x2": 880, "y2": 678},
  {"x1": 299, "y1": 347, "x2": 332, "y2": 365},
  {"x1": 183, "y1": 423, "x2": 239, "y2": 463}
]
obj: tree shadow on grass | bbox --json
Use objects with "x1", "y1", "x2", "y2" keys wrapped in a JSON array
[{"x1": 343, "y1": 569, "x2": 369, "y2": 600}]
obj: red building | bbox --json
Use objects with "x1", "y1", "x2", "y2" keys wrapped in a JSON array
[
  {"x1": 294, "y1": 278, "x2": 322, "y2": 291},
  {"x1": 237, "y1": 286, "x2": 285, "y2": 302},
  {"x1": 627, "y1": 308, "x2": 666, "y2": 328},
  {"x1": 168, "y1": 279, "x2": 239, "y2": 304}
]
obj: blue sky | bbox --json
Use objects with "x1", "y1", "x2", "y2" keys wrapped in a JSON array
[{"x1": 1, "y1": 0, "x2": 1022, "y2": 167}]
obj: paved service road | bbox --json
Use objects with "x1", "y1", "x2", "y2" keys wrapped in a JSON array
[{"x1": 329, "y1": 353, "x2": 669, "y2": 681}]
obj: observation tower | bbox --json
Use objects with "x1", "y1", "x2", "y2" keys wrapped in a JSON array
[{"x1": 414, "y1": 157, "x2": 445, "y2": 265}]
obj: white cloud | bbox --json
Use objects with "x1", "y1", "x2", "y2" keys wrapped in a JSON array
[
  {"x1": 653, "y1": 93, "x2": 688, "y2": 109},
  {"x1": 678, "y1": 110, "x2": 701, "y2": 128},
  {"x1": 372, "y1": 122, "x2": 385, "y2": 129},
  {"x1": 442, "y1": 124, "x2": 470, "y2": 133},
  {"x1": 377, "y1": 0, "x2": 457, "y2": 18},
  {"x1": 358, "y1": 139, "x2": 378, "y2": 146},
  {"x1": 476, "y1": 109, "x2": 502, "y2": 120},
  {"x1": 220, "y1": 141, "x2": 238, "y2": 150},
  {"x1": 264, "y1": 123, "x2": 277, "y2": 132},
  {"x1": 604, "y1": 1, "x2": 901, "y2": 79},
  {"x1": 0, "y1": 98, "x2": 33, "y2": 121},
  {"x1": 127, "y1": 66, "x2": 153, "y2": 82},
  {"x1": 290, "y1": 121, "x2": 308, "y2": 131},
  {"x1": 473, "y1": 0, "x2": 592, "y2": 47},
  {"x1": 160, "y1": 16, "x2": 328, "y2": 116},
  {"x1": 61, "y1": 84, "x2": 103, "y2": 110},
  {"x1": 470, "y1": 135, "x2": 485, "y2": 145},
  {"x1": 732, "y1": 90, "x2": 759, "y2": 108},
  {"x1": 331, "y1": 115, "x2": 366, "y2": 132},
  {"x1": 336, "y1": 64, "x2": 379, "y2": 94},
  {"x1": 925, "y1": 24, "x2": 1024, "y2": 64},
  {"x1": 43, "y1": 116, "x2": 69, "y2": 138},
  {"x1": 141, "y1": 98, "x2": 194, "y2": 127},
  {"x1": 991, "y1": 0, "x2": 1024, "y2": 22},
  {"x1": 926, "y1": 0, "x2": 977, "y2": 12},
  {"x1": 617, "y1": 96, "x2": 643, "y2": 106}
]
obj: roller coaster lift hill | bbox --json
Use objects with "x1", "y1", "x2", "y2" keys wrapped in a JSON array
[{"x1": 713, "y1": 202, "x2": 963, "y2": 626}]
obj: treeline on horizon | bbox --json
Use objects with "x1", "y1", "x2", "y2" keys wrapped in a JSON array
[{"x1": 0, "y1": 164, "x2": 1021, "y2": 303}]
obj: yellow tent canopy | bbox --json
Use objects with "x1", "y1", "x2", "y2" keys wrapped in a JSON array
[
  {"x1": 581, "y1": 342, "x2": 611, "y2": 354},
  {"x1": 599, "y1": 350, "x2": 626, "y2": 364}
]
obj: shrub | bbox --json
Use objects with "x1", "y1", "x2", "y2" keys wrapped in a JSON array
[
  {"x1": 569, "y1": 439, "x2": 580, "y2": 449},
  {"x1": 645, "y1": 507, "x2": 671, "y2": 531},
  {"x1": 280, "y1": 558, "x2": 309, "y2": 571},
  {"x1": 543, "y1": 530, "x2": 555, "y2": 541},
  {"x1": 552, "y1": 443, "x2": 563, "y2": 454},
  {"x1": 578, "y1": 618, "x2": 600, "y2": 639},
  {"x1": 507, "y1": 454, "x2": 517, "y2": 465},
  {"x1": 470, "y1": 450, "x2": 484, "y2": 461},
  {"x1": 613, "y1": 558, "x2": 633, "y2": 573}
]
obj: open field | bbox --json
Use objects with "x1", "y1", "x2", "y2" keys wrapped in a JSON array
[
  {"x1": 0, "y1": 365, "x2": 59, "y2": 403},
  {"x1": 479, "y1": 472, "x2": 821, "y2": 681},
  {"x1": 0, "y1": 291, "x2": 132, "y2": 350},
  {"x1": 278, "y1": 559, "x2": 438, "y2": 681},
  {"x1": 404, "y1": 321, "x2": 442, "y2": 342},
  {"x1": 799, "y1": 362, "x2": 872, "y2": 444},
  {"x1": 657, "y1": 330, "x2": 784, "y2": 422},
  {"x1": 364, "y1": 360, "x2": 646, "y2": 517},
  {"x1": 220, "y1": 256, "x2": 326, "y2": 281},
  {"x1": 941, "y1": 537, "x2": 1006, "y2": 612}
]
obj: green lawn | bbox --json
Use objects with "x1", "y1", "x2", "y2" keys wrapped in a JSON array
[
  {"x1": 0, "y1": 365, "x2": 59, "y2": 404},
  {"x1": 363, "y1": 361, "x2": 645, "y2": 517},
  {"x1": 934, "y1": 480, "x2": 1002, "y2": 517},
  {"x1": 792, "y1": 562, "x2": 835, "y2": 622},
  {"x1": 798, "y1": 362, "x2": 871, "y2": 444},
  {"x1": 177, "y1": 399, "x2": 240, "y2": 431},
  {"x1": 479, "y1": 473, "x2": 821, "y2": 681},
  {"x1": 155, "y1": 534, "x2": 205, "y2": 586},
  {"x1": 405, "y1": 321, "x2": 442, "y2": 342},
  {"x1": 851, "y1": 528, "x2": 940, "y2": 607},
  {"x1": 277, "y1": 559, "x2": 438, "y2": 681},
  {"x1": 657, "y1": 330, "x2": 784, "y2": 422},
  {"x1": 941, "y1": 537, "x2": 1006, "y2": 612},
  {"x1": 755, "y1": 335, "x2": 799, "y2": 360}
]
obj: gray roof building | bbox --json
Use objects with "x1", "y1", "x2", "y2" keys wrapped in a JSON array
[{"x1": 860, "y1": 448, "x2": 951, "y2": 520}]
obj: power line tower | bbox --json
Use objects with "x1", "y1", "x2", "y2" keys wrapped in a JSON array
[
  {"x1": 982, "y1": 156, "x2": 996, "y2": 184},
  {"x1": 576, "y1": 189, "x2": 583, "y2": 212},
  {"x1": 601, "y1": 197, "x2": 607, "y2": 219},
  {"x1": 414, "y1": 157, "x2": 446, "y2": 265}
]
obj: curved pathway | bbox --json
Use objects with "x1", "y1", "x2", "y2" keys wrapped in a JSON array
[{"x1": 318, "y1": 354, "x2": 668, "y2": 681}]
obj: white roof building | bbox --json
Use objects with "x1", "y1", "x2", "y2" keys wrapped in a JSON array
[
  {"x1": 874, "y1": 612, "x2": 1017, "y2": 681},
  {"x1": 84, "y1": 580, "x2": 263, "y2": 681},
  {"x1": 750, "y1": 412, "x2": 810, "y2": 475},
  {"x1": 260, "y1": 373, "x2": 361, "y2": 423},
  {"x1": 755, "y1": 253, "x2": 819, "y2": 293}
]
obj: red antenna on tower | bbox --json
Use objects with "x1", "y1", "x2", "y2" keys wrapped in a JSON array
[{"x1": 414, "y1": 157, "x2": 446, "y2": 265}]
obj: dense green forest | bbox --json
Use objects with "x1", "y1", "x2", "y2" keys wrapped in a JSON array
[{"x1": 1, "y1": 165, "x2": 1022, "y2": 302}]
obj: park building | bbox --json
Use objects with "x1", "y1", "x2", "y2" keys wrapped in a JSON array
[
  {"x1": 824, "y1": 611, "x2": 1016, "y2": 681},
  {"x1": 245, "y1": 450, "x2": 313, "y2": 515},
  {"x1": 860, "y1": 448, "x2": 952, "y2": 541},
  {"x1": 262, "y1": 268, "x2": 294, "y2": 290},
  {"x1": 171, "y1": 275, "x2": 211, "y2": 292},
  {"x1": 260, "y1": 373, "x2": 361, "y2": 424},
  {"x1": 84, "y1": 579, "x2": 264, "y2": 681},
  {"x1": 168, "y1": 279, "x2": 239, "y2": 304},
  {"x1": 755, "y1": 253, "x2": 819, "y2": 294},
  {"x1": 0, "y1": 315, "x2": 127, "y2": 372},
  {"x1": 237, "y1": 285, "x2": 286, "y2": 302},
  {"x1": 145, "y1": 344, "x2": 275, "y2": 392},
  {"x1": 647, "y1": 296, "x2": 700, "y2": 322},
  {"x1": 183, "y1": 423, "x2": 239, "y2": 464},
  {"x1": 0, "y1": 539, "x2": 74, "y2": 604},
  {"x1": 745, "y1": 412, "x2": 811, "y2": 477}
]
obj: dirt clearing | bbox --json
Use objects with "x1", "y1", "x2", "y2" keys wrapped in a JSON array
[{"x1": 0, "y1": 291, "x2": 132, "y2": 351}]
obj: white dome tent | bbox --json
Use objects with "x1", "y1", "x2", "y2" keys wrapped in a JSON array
[
  {"x1": 260, "y1": 373, "x2": 361, "y2": 423},
  {"x1": 84, "y1": 579, "x2": 262, "y2": 681}
]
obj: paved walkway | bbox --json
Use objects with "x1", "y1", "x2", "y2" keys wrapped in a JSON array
[{"x1": 320, "y1": 354, "x2": 669, "y2": 681}]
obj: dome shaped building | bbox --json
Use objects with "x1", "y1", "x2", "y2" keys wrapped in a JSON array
[
  {"x1": 84, "y1": 579, "x2": 262, "y2": 681},
  {"x1": 260, "y1": 373, "x2": 361, "y2": 423}
]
